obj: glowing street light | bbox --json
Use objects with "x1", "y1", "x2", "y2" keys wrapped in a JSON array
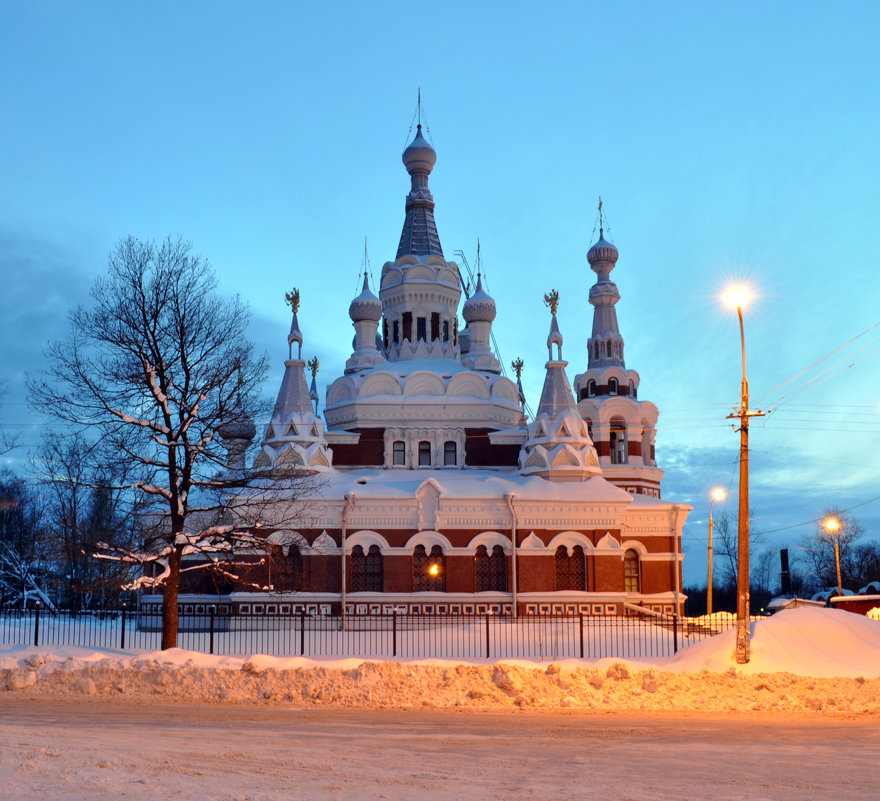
[
  {"x1": 823, "y1": 516, "x2": 843, "y2": 597},
  {"x1": 722, "y1": 283, "x2": 766, "y2": 664},
  {"x1": 707, "y1": 487, "x2": 727, "y2": 616}
]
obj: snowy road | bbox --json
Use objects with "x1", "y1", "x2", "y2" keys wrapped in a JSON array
[{"x1": 1, "y1": 698, "x2": 878, "y2": 801}]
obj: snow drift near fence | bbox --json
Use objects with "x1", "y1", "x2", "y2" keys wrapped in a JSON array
[{"x1": 2, "y1": 609, "x2": 879, "y2": 714}]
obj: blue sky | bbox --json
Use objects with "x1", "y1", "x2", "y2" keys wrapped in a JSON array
[{"x1": 2, "y1": 1, "x2": 879, "y2": 586}]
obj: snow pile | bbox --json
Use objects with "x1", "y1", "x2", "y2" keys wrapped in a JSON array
[{"x1": 2, "y1": 608, "x2": 879, "y2": 714}]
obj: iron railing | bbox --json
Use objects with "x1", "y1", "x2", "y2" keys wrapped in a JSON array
[{"x1": 1, "y1": 604, "x2": 755, "y2": 661}]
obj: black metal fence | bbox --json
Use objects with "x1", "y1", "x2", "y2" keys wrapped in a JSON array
[{"x1": 0, "y1": 605, "x2": 750, "y2": 661}]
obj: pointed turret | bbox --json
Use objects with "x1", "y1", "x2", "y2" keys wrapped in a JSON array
[
  {"x1": 378, "y1": 123, "x2": 462, "y2": 363},
  {"x1": 586, "y1": 207, "x2": 624, "y2": 369},
  {"x1": 397, "y1": 125, "x2": 443, "y2": 259},
  {"x1": 519, "y1": 295, "x2": 601, "y2": 482},
  {"x1": 573, "y1": 204, "x2": 663, "y2": 497},
  {"x1": 254, "y1": 295, "x2": 332, "y2": 473}
]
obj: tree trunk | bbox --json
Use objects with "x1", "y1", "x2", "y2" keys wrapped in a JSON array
[{"x1": 161, "y1": 548, "x2": 182, "y2": 650}]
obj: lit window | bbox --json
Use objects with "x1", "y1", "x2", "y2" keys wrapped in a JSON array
[{"x1": 624, "y1": 549, "x2": 641, "y2": 593}]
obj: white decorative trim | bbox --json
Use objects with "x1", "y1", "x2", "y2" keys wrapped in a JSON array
[
  {"x1": 345, "y1": 529, "x2": 391, "y2": 552},
  {"x1": 466, "y1": 530, "x2": 512, "y2": 553}
]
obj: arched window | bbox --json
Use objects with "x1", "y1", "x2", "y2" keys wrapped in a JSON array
[
  {"x1": 587, "y1": 379, "x2": 596, "y2": 397},
  {"x1": 392, "y1": 440, "x2": 406, "y2": 466},
  {"x1": 628, "y1": 380, "x2": 635, "y2": 397},
  {"x1": 351, "y1": 545, "x2": 367, "y2": 592},
  {"x1": 608, "y1": 377, "x2": 618, "y2": 395},
  {"x1": 414, "y1": 544, "x2": 445, "y2": 591},
  {"x1": 392, "y1": 319, "x2": 400, "y2": 344},
  {"x1": 624, "y1": 549, "x2": 641, "y2": 593},
  {"x1": 555, "y1": 545, "x2": 586, "y2": 591},
  {"x1": 475, "y1": 544, "x2": 507, "y2": 592},
  {"x1": 606, "y1": 341, "x2": 613, "y2": 357},
  {"x1": 475, "y1": 544, "x2": 490, "y2": 591},
  {"x1": 416, "y1": 316, "x2": 427, "y2": 341},
  {"x1": 489, "y1": 545, "x2": 507, "y2": 591},
  {"x1": 443, "y1": 440, "x2": 457, "y2": 466},
  {"x1": 418, "y1": 441, "x2": 431, "y2": 467},
  {"x1": 273, "y1": 544, "x2": 303, "y2": 592},
  {"x1": 570, "y1": 545, "x2": 585, "y2": 589},
  {"x1": 366, "y1": 544, "x2": 383, "y2": 592},
  {"x1": 442, "y1": 320, "x2": 449, "y2": 342}
]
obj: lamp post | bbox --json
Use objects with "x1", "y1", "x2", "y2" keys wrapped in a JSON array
[
  {"x1": 707, "y1": 487, "x2": 727, "y2": 616},
  {"x1": 823, "y1": 516, "x2": 843, "y2": 597},
  {"x1": 723, "y1": 285, "x2": 766, "y2": 664}
]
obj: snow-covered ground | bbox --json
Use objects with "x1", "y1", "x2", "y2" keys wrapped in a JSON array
[
  {"x1": 2, "y1": 609, "x2": 880, "y2": 800},
  {"x1": 2, "y1": 608, "x2": 880, "y2": 712}
]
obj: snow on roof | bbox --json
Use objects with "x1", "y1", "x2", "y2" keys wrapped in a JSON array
[{"x1": 314, "y1": 467, "x2": 635, "y2": 503}]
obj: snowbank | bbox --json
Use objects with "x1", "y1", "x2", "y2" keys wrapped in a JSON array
[{"x1": 2, "y1": 609, "x2": 879, "y2": 714}]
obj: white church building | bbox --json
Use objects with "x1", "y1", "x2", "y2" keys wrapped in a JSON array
[{"x1": 191, "y1": 123, "x2": 691, "y2": 619}]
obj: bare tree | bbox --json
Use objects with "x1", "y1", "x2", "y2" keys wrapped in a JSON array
[
  {"x1": 0, "y1": 380, "x2": 20, "y2": 457},
  {"x1": 799, "y1": 507, "x2": 866, "y2": 593},
  {"x1": 28, "y1": 235, "x2": 279, "y2": 648},
  {"x1": 712, "y1": 509, "x2": 763, "y2": 592},
  {"x1": 34, "y1": 432, "x2": 143, "y2": 610},
  {"x1": 0, "y1": 472, "x2": 53, "y2": 609}
]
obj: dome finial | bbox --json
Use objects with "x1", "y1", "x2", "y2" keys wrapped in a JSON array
[
  {"x1": 543, "y1": 289, "x2": 559, "y2": 315},
  {"x1": 286, "y1": 287, "x2": 303, "y2": 359},
  {"x1": 598, "y1": 195, "x2": 604, "y2": 238}
]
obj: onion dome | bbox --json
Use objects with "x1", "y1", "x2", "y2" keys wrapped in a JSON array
[
  {"x1": 461, "y1": 274, "x2": 496, "y2": 324},
  {"x1": 217, "y1": 412, "x2": 256, "y2": 443},
  {"x1": 587, "y1": 234, "x2": 619, "y2": 266},
  {"x1": 348, "y1": 273, "x2": 382, "y2": 323},
  {"x1": 402, "y1": 124, "x2": 437, "y2": 176}
]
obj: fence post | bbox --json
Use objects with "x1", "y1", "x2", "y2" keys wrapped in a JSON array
[
  {"x1": 392, "y1": 611, "x2": 397, "y2": 658},
  {"x1": 485, "y1": 614, "x2": 490, "y2": 660},
  {"x1": 209, "y1": 607, "x2": 216, "y2": 655},
  {"x1": 299, "y1": 608, "x2": 306, "y2": 656},
  {"x1": 672, "y1": 613, "x2": 679, "y2": 654},
  {"x1": 579, "y1": 613, "x2": 584, "y2": 659},
  {"x1": 120, "y1": 603, "x2": 127, "y2": 650},
  {"x1": 33, "y1": 600, "x2": 41, "y2": 647}
]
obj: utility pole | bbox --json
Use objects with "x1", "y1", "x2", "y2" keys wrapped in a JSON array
[{"x1": 724, "y1": 295, "x2": 767, "y2": 664}]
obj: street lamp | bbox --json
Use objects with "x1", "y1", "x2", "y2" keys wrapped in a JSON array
[
  {"x1": 722, "y1": 284, "x2": 766, "y2": 664},
  {"x1": 823, "y1": 516, "x2": 843, "y2": 597},
  {"x1": 707, "y1": 487, "x2": 727, "y2": 616}
]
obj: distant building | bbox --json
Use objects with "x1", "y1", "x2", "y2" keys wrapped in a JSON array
[{"x1": 181, "y1": 124, "x2": 691, "y2": 618}]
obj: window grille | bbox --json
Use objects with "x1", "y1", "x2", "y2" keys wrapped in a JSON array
[{"x1": 624, "y1": 549, "x2": 641, "y2": 593}]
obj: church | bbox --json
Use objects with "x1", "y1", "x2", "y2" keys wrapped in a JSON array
[{"x1": 210, "y1": 123, "x2": 691, "y2": 620}]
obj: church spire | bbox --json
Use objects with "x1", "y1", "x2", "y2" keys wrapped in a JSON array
[
  {"x1": 396, "y1": 124, "x2": 443, "y2": 258},
  {"x1": 518, "y1": 295, "x2": 601, "y2": 482},
  {"x1": 586, "y1": 199, "x2": 624, "y2": 369}
]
